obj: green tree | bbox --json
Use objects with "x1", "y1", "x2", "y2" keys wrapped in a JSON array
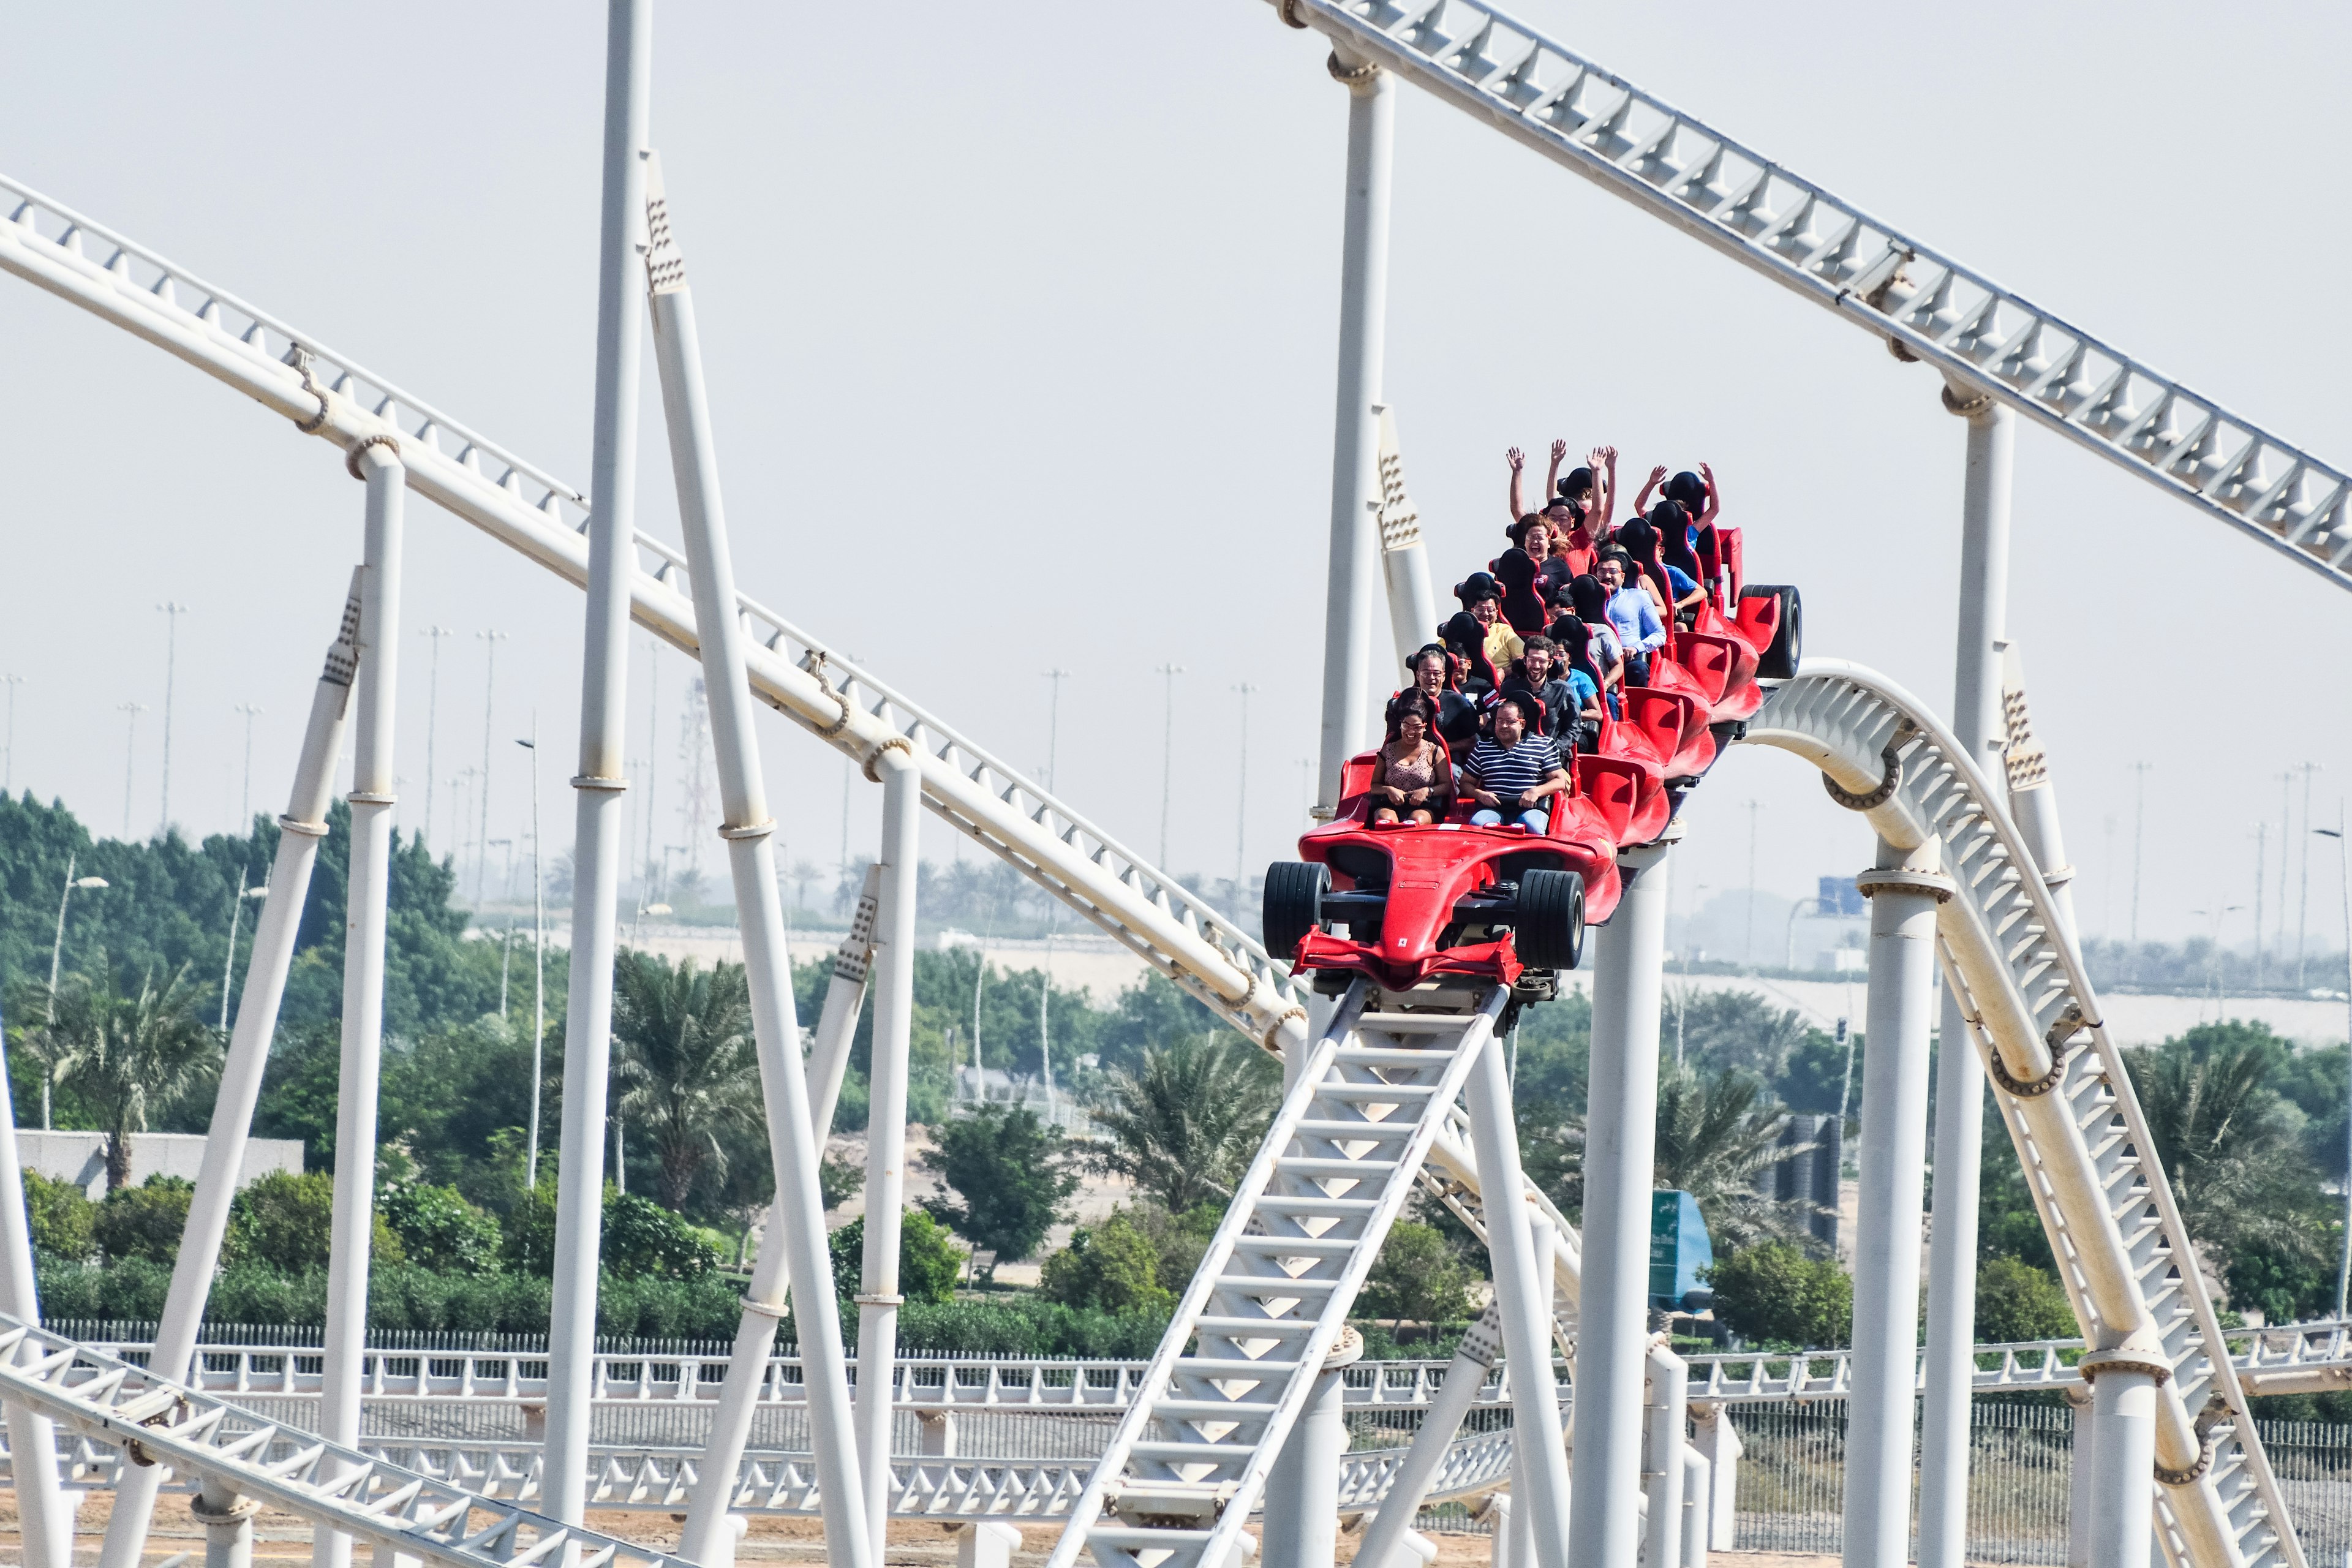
[
  {"x1": 94, "y1": 1175, "x2": 192, "y2": 1264},
  {"x1": 1653, "y1": 1063, "x2": 1807, "y2": 1249},
  {"x1": 611, "y1": 952, "x2": 760, "y2": 1212},
  {"x1": 378, "y1": 1182, "x2": 502, "y2": 1272},
  {"x1": 225, "y1": 1170, "x2": 402, "y2": 1271},
  {"x1": 20, "y1": 1169, "x2": 95, "y2": 1264},
  {"x1": 1038, "y1": 1211, "x2": 1170, "y2": 1316},
  {"x1": 34, "y1": 962, "x2": 221, "y2": 1188},
  {"x1": 828, "y1": 1210, "x2": 964, "y2": 1306},
  {"x1": 1706, "y1": 1241, "x2": 1851, "y2": 1348},
  {"x1": 1974, "y1": 1256, "x2": 2076, "y2": 1343},
  {"x1": 1358, "y1": 1221, "x2": 1474, "y2": 1332},
  {"x1": 1088, "y1": 1040, "x2": 1280, "y2": 1213},
  {"x1": 921, "y1": 1105, "x2": 1079, "y2": 1265}
]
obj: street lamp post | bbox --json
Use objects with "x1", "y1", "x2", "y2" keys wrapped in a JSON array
[
  {"x1": 518, "y1": 722, "x2": 545, "y2": 1190},
  {"x1": 2, "y1": 673, "x2": 24, "y2": 793},
  {"x1": 2318, "y1": 815, "x2": 2352, "y2": 1318},
  {"x1": 475, "y1": 629, "x2": 508, "y2": 906},
  {"x1": 420, "y1": 627, "x2": 454, "y2": 846},
  {"x1": 232, "y1": 703, "x2": 263, "y2": 831},
  {"x1": 1785, "y1": 895, "x2": 1824, "y2": 971},
  {"x1": 217, "y1": 872, "x2": 269, "y2": 1031},
  {"x1": 156, "y1": 601, "x2": 188, "y2": 837},
  {"x1": 45, "y1": 857, "x2": 110, "y2": 1126},
  {"x1": 1042, "y1": 668, "x2": 1071, "y2": 792},
  {"x1": 1155, "y1": 663, "x2": 1185, "y2": 869},
  {"x1": 118, "y1": 702, "x2": 149, "y2": 838}
]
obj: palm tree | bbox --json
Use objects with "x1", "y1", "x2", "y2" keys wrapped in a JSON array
[
  {"x1": 611, "y1": 951, "x2": 761, "y2": 1210},
  {"x1": 1653, "y1": 1062, "x2": 1807, "y2": 1250},
  {"x1": 1088, "y1": 1039, "x2": 1281, "y2": 1214},
  {"x1": 35, "y1": 962, "x2": 219, "y2": 1188},
  {"x1": 2128, "y1": 1035, "x2": 2310, "y2": 1250}
]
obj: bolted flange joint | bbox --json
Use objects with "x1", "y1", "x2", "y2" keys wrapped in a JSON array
[
  {"x1": 1855, "y1": 867, "x2": 1954, "y2": 903},
  {"x1": 1940, "y1": 380, "x2": 1994, "y2": 420},
  {"x1": 345, "y1": 431, "x2": 402, "y2": 481}
]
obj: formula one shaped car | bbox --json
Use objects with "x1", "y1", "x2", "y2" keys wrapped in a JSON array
[{"x1": 1265, "y1": 557, "x2": 1798, "y2": 1005}]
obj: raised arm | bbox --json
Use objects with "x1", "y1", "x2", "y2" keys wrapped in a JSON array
[
  {"x1": 1544, "y1": 438, "x2": 1567, "y2": 503},
  {"x1": 1698, "y1": 461, "x2": 1722, "y2": 527},
  {"x1": 1590, "y1": 447, "x2": 1620, "y2": 537},
  {"x1": 1506, "y1": 447, "x2": 1528, "y2": 524},
  {"x1": 1634, "y1": 462, "x2": 1666, "y2": 516}
]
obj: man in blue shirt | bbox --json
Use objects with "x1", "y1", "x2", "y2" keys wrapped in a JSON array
[{"x1": 1597, "y1": 552, "x2": 1666, "y2": 685}]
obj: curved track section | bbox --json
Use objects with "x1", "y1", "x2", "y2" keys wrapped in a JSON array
[
  {"x1": 0, "y1": 174, "x2": 1308, "y2": 1055},
  {"x1": 1743, "y1": 662, "x2": 2301, "y2": 1568}
]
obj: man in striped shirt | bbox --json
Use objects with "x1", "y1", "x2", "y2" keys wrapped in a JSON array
[{"x1": 1463, "y1": 698, "x2": 1570, "y2": 832}]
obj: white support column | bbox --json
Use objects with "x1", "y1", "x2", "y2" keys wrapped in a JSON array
[
  {"x1": 1842, "y1": 846, "x2": 1950, "y2": 1568},
  {"x1": 2078, "y1": 1355, "x2": 2162, "y2": 1568},
  {"x1": 1261, "y1": 1336, "x2": 1355, "y2": 1568},
  {"x1": 1678, "y1": 1447, "x2": 1709, "y2": 1568},
  {"x1": 99, "y1": 579, "x2": 361, "y2": 1568},
  {"x1": 1356, "y1": 1306, "x2": 1505, "y2": 1568},
  {"x1": 1314, "y1": 48, "x2": 1393, "y2": 818},
  {"x1": 1917, "y1": 378, "x2": 2011, "y2": 1568},
  {"x1": 1574, "y1": 837, "x2": 1674, "y2": 1568},
  {"x1": 646, "y1": 163, "x2": 872, "y2": 1568},
  {"x1": 2066, "y1": 1387, "x2": 2094, "y2": 1568},
  {"x1": 1374, "y1": 405, "x2": 1438, "y2": 669},
  {"x1": 313, "y1": 441, "x2": 405, "y2": 1568},
  {"x1": 854, "y1": 752, "x2": 923, "y2": 1568},
  {"x1": 1689, "y1": 1406, "x2": 1741, "y2": 1553},
  {"x1": 193, "y1": 1479, "x2": 258, "y2": 1568},
  {"x1": 1466, "y1": 1030, "x2": 1570, "y2": 1568},
  {"x1": 545, "y1": 0, "x2": 650, "y2": 1531},
  {"x1": 0, "y1": 957, "x2": 69, "y2": 1568},
  {"x1": 1642, "y1": 1341, "x2": 1687, "y2": 1568}
]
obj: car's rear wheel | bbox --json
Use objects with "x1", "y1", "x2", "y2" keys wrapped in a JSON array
[
  {"x1": 1515, "y1": 869, "x2": 1586, "y2": 971},
  {"x1": 1263, "y1": 861, "x2": 1331, "y2": 958},
  {"x1": 1741, "y1": 584, "x2": 1803, "y2": 679}
]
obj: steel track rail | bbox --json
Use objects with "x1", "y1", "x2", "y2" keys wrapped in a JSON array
[{"x1": 1272, "y1": 0, "x2": 2352, "y2": 594}]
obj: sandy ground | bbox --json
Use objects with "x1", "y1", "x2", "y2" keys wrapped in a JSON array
[{"x1": 0, "y1": 1484, "x2": 1850, "y2": 1567}]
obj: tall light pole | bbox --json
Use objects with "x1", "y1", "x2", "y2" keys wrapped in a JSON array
[
  {"x1": 646, "y1": 635, "x2": 662, "y2": 895},
  {"x1": 117, "y1": 701, "x2": 149, "y2": 837},
  {"x1": 2130, "y1": 761, "x2": 2154, "y2": 945},
  {"x1": 46, "y1": 857, "x2": 108, "y2": 1128},
  {"x1": 475, "y1": 629, "x2": 508, "y2": 905},
  {"x1": 1042, "y1": 667, "x2": 1072, "y2": 792},
  {"x1": 232, "y1": 703, "x2": 264, "y2": 831},
  {"x1": 1744, "y1": 798, "x2": 1761, "y2": 965},
  {"x1": 1155, "y1": 663, "x2": 1185, "y2": 869},
  {"x1": 2253, "y1": 821, "x2": 2269, "y2": 984},
  {"x1": 2298, "y1": 762, "x2": 2324, "y2": 987},
  {"x1": 517, "y1": 722, "x2": 546, "y2": 1190},
  {"x1": 1234, "y1": 682, "x2": 1261, "y2": 909},
  {"x1": 155, "y1": 601, "x2": 188, "y2": 836},
  {"x1": 420, "y1": 627, "x2": 454, "y2": 845},
  {"x1": 217, "y1": 874, "x2": 268, "y2": 1031},
  {"x1": 2, "y1": 673, "x2": 23, "y2": 793},
  {"x1": 2318, "y1": 812, "x2": 2352, "y2": 1317}
]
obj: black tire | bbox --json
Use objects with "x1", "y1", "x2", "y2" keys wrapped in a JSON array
[
  {"x1": 1515, "y1": 868, "x2": 1586, "y2": 971},
  {"x1": 1741, "y1": 584, "x2": 1802, "y2": 679},
  {"x1": 1263, "y1": 861, "x2": 1331, "y2": 957}
]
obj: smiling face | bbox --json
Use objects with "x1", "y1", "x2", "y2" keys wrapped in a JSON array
[
  {"x1": 1523, "y1": 526, "x2": 1550, "y2": 561},
  {"x1": 1396, "y1": 712, "x2": 1427, "y2": 748},
  {"x1": 1598, "y1": 559, "x2": 1625, "y2": 592},
  {"x1": 1523, "y1": 646, "x2": 1552, "y2": 682},
  {"x1": 1414, "y1": 655, "x2": 1445, "y2": 696},
  {"x1": 1471, "y1": 596, "x2": 1498, "y2": 628}
]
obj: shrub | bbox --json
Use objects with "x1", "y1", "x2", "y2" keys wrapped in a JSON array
[
  {"x1": 828, "y1": 1210, "x2": 964, "y2": 1306},
  {"x1": 21, "y1": 1169, "x2": 96, "y2": 1264},
  {"x1": 602, "y1": 1190, "x2": 721, "y2": 1280},
  {"x1": 36, "y1": 1257, "x2": 172, "y2": 1321},
  {"x1": 880, "y1": 1295, "x2": 1172, "y2": 1358},
  {"x1": 379, "y1": 1182, "x2": 502, "y2": 1273},
  {"x1": 1706, "y1": 1241, "x2": 1852, "y2": 1349},
  {"x1": 94, "y1": 1176, "x2": 194, "y2": 1265},
  {"x1": 225, "y1": 1171, "x2": 401, "y2": 1271},
  {"x1": 1357, "y1": 1221, "x2": 1475, "y2": 1330},
  {"x1": 1038, "y1": 1211, "x2": 1170, "y2": 1316},
  {"x1": 1974, "y1": 1256, "x2": 2076, "y2": 1344}
]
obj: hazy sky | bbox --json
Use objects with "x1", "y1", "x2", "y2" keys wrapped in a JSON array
[{"x1": 3, "y1": 2, "x2": 2348, "y2": 955}]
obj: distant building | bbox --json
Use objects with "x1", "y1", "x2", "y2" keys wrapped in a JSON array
[
  {"x1": 1755, "y1": 1112, "x2": 1842, "y2": 1253},
  {"x1": 17, "y1": 1131, "x2": 303, "y2": 1199}
]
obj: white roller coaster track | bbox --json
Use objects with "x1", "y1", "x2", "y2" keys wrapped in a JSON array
[
  {"x1": 1271, "y1": 0, "x2": 2352, "y2": 594},
  {"x1": 1742, "y1": 663, "x2": 2302, "y2": 1568},
  {"x1": 0, "y1": 173, "x2": 1309, "y2": 1060}
]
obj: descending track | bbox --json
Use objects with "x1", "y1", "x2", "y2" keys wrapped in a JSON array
[{"x1": 1267, "y1": 0, "x2": 2352, "y2": 595}]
